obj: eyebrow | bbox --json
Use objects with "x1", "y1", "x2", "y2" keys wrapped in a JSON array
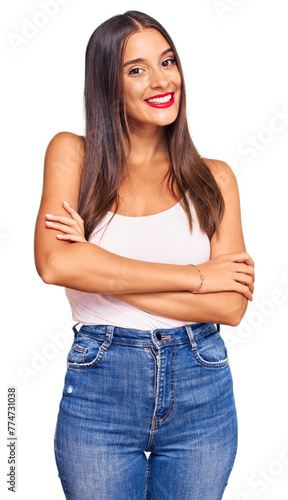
[{"x1": 123, "y1": 48, "x2": 174, "y2": 68}]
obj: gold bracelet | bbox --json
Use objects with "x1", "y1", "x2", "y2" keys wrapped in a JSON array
[{"x1": 188, "y1": 264, "x2": 205, "y2": 293}]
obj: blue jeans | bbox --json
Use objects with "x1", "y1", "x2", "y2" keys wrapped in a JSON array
[{"x1": 54, "y1": 322, "x2": 238, "y2": 499}]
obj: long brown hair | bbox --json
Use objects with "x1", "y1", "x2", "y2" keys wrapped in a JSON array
[{"x1": 79, "y1": 10, "x2": 224, "y2": 240}]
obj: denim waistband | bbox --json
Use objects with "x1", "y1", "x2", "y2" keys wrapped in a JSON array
[{"x1": 74, "y1": 322, "x2": 219, "y2": 348}]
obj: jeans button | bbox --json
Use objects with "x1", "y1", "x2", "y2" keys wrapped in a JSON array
[{"x1": 156, "y1": 332, "x2": 162, "y2": 341}]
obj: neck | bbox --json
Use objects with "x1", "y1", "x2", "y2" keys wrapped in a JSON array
[{"x1": 126, "y1": 121, "x2": 168, "y2": 165}]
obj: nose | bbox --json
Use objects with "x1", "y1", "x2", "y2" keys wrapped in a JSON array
[{"x1": 149, "y1": 67, "x2": 169, "y2": 90}]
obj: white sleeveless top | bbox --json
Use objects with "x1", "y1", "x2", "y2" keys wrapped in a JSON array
[{"x1": 65, "y1": 197, "x2": 210, "y2": 329}]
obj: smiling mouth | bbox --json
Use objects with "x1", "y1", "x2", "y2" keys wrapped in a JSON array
[{"x1": 145, "y1": 92, "x2": 175, "y2": 108}]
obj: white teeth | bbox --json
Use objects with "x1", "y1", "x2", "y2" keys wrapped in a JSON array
[{"x1": 147, "y1": 93, "x2": 173, "y2": 104}]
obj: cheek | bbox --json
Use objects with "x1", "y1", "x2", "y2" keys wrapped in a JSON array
[
  {"x1": 124, "y1": 79, "x2": 146, "y2": 101},
  {"x1": 175, "y1": 72, "x2": 182, "y2": 89},
  {"x1": 124, "y1": 88, "x2": 147, "y2": 117},
  {"x1": 125, "y1": 95, "x2": 140, "y2": 116}
]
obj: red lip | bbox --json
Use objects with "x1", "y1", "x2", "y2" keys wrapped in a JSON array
[{"x1": 145, "y1": 92, "x2": 175, "y2": 109}]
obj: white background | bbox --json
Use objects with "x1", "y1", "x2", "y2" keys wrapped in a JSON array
[{"x1": 1, "y1": 0, "x2": 288, "y2": 498}]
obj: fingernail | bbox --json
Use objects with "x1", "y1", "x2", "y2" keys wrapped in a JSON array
[
  {"x1": 63, "y1": 201, "x2": 69, "y2": 206},
  {"x1": 45, "y1": 214, "x2": 53, "y2": 217}
]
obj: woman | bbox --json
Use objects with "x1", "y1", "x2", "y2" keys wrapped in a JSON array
[{"x1": 35, "y1": 10, "x2": 254, "y2": 500}]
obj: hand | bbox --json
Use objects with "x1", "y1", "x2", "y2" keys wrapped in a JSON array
[
  {"x1": 45, "y1": 201, "x2": 87, "y2": 243},
  {"x1": 194, "y1": 252, "x2": 255, "y2": 301}
]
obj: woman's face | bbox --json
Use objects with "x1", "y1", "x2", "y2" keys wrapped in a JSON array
[{"x1": 122, "y1": 29, "x2": 182, "y2": 129}]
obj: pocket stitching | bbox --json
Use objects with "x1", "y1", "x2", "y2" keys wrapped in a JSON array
[
  {"x1": 73, "y1": 344, "x2": 87, "y2": 353},
  {"x1": 191, "y1": 332, "x2": 229, "y2": 368},
  {"x1": 192, "y1": 349, "x2": 229, "y2": 368},
  {"x1": 67, "y1": 342, "x2": 106, "y2": 370}
]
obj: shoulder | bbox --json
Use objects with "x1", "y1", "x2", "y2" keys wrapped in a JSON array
[
  {"x1": 201, "y1": 157, "x2": 238, "y2": 195},
  {"x1": 46, "y1": 131, "x2": 85, "y2": 149},
  {"x1": 45, "y1": 131, "x2": 85, "y2": 172}
]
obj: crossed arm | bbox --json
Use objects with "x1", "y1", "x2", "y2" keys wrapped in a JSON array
[
  {"x1": 103, "y1": 159, "x2": 253, "y2": 325},
  {"x1": 34, "y1": 132, "x2": 255, "y2": 327}
]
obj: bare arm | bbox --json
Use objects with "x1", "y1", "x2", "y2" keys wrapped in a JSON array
[
  {"x1": 104, "y1": 159, "x2": 254, "y2": 326},
  {"x1": 107, "y1": 291, "x2": 246, "y2": 326},
  {"x1": 34, "y1": 132, "x2": 202, "y2": 293},
  {"x1": 36, "y1": 138, "x2": 254, "y2": 302}
]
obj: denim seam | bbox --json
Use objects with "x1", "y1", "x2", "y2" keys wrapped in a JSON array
[
  {"x1": 106, "y1": 334, "x2": 212, "y2": 343},
  {"x1": 146, "y1": 347, "x2": 158, "y2": 451},
  {"x1": 54, "y1": 440, "x2": 70, "y2": 498},
  {"x1": 73, "y1": 344, "x2": 87, "y2": 353},
  {"x1": 146, "y1": 344, "x2": 162, "y2": 450},
  {"x1": 196, "y1": 328, "x2": 218, "y2": 340},
  {"x1": 74, "y1": 333, "x2": 190, "y2": 347},
  {"x1": 147, "y1": 418, "x2": 156, "y2": 451},
  {"x1": 221, "y1": 427, "x2": 238, "y2": 495},
  {"x1": 67, "y1": 352, "x2": 105, "y2": 370},
  {"x1": 67, "y1": 328, "x2": 114, "y2": 370},
  {"x1": 144, "y1": 453, "x2": 152, "y2": 500},
  {"x1": 111, "y1": 340, "x2": 190, "y2": 347},
  {"x1": 149, "y1": 347, "x2": 158, "y2": 408},
  {"x1": 75, "y1": 330, "x2": 215, "y2": 344},
  {"x1": 154, "y1": 345, "x2": 176, "y2": 424},
  {"x1": 191, "y1": 350, "x2": 229, "y2": 368},
  {"x1": 76, "y1": 332, "x2": 107, "y2": 342}
]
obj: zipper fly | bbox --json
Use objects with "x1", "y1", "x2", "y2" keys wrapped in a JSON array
[{"x1": 151, "y1": 345, "x2": 159, "y2": 366}]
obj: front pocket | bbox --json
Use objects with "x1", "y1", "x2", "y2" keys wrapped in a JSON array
[
  {"x1": 191, "y1": 330, "x2": 229, "y2": 368},
  {"x1": 67, "y1": 333, "x2": 108, "y2": 369}
]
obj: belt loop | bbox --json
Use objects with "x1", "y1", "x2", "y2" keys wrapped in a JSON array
[
  {"x1": 217, "y1": 323, "x2": 220, "y2": 332},
  {"x1": 185, "y1": 325, "x2": 197, "y2": 352},
  {"x1": 72, "y1": 322, "x2": 80, "y2": 338},
  {"x1": 102, "y1": 325, "x2": 114, "y2": 350}
]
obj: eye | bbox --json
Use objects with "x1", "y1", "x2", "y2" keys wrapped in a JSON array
[
  {"x1": 128, "y1": 67, "x2": 144, "y2": 76},
  {"x1": 161, "y1": 57, "x2": 177, "y2": 68}
]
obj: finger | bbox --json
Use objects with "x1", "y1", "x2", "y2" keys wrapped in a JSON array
[
  {"x1": 46, "y1": 215, "x2": 84, "y2": 234},
  {"x1": 45, "y1": 220, "x2": 80, "y2": 234},
  {"x1": 236, "y1": 283, "x2": 253, "y2": 301},
  {"x1": 234, "y1": 273, "x2": 254, "y2": 293},
  {"x1": 232, "y1": 252, "x2": 254, "y2": 267},
  {"x1": 239, "y1": 254, "x2": 254, "y2": 267},
  {"x1": 234, "y1": 263, "x2": 255, "y2": 278},
  {"x1": 56, "y1": 234, "x2": 86, "y2": 243},
  {"x1": 46, "y1": 217, "x2": 83, "y2": 235},
  {"x1": 226, "y1": 251, "x2": 253, "y2": 266},
  {"x1": 63, "y1": 201, "x2": 84, "y2": 225},
  {"x1": 46, "y1": 214, "x2": 78, "y2": 227}
]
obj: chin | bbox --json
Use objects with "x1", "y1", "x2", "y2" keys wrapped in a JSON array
[{"x1": 154, "y1": 114, "x2": 179, "y2": 127}]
